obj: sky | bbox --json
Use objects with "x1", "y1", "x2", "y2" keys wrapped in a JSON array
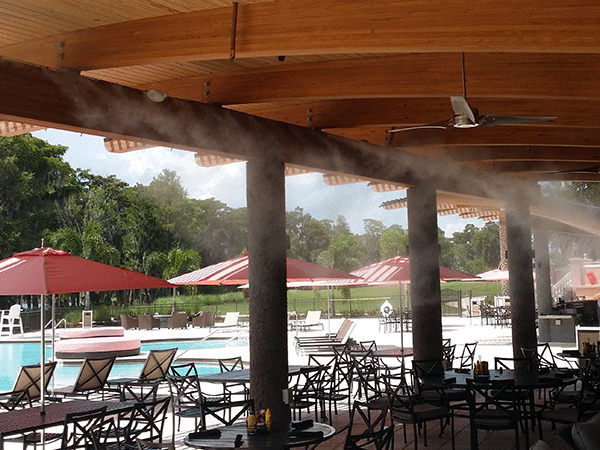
[{"x1": 32, "y1": 129, "x2": 482, "y2": 236}]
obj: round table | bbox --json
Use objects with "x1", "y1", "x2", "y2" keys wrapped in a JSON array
[{"x1": 184, "y1": 422, "x2": 336, "y2": 449}]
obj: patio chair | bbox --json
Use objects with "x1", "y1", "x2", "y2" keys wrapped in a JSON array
[
  {"x1": 290, "y1": 310, "x2": 324, "y2": 331},
  {"x1": 121, "y1": 314, "x2": 139, "y2": 329},
  {"x1": 0, "y1": 304, "x2": 24, "y2": 336},
  {"x1": 466, "y1": 378, "x2": 527, "y2": 450},
  {"x1": 288, "y1": 365, "x2": 325, "y2": 421},
  {"x1": 52, "y1": 356, "x2": 117, "y2": 399},
  {"x1": 107, "y1": 347, "x2": 177, "y2": 388},
  {"x1": 119, "y1": 380, "x2": 160, "y2": 402},
  {"x1": 344, "y1": 401, "x2": 394, "y2": 450},
  {"x1": 167, "y1": 372, "x2": 225, "y2": 431},
  {"x1": 0, "y1": 361, "x2": 57, "y2": 406},
  {"x1": 167, "y1": 311, "x2": 188, "y2": 329},
  {"x1": 108, "y1": 396, "x2": 171, "y2": 450},
  {"x1": 295, "y1": 318, "x2": 352, "y2": 344},
  {"x1": 385, "y1": 374, "x2": 455, "y2": 450},
  {"x1": 23, "y1": 405, "x2": 114, "y2": 450},
  {"x1": 210, "y1": 311, "x2": 240, "y2": 331},
  {"x1": 191, "y1": 311, "x2": 215, "y2": 327},
  {"x1": 218, "y1": 356, "x2": 250, "y2": 400},
  {"x1": 202, "y1": 397, "x2": 254, "y2": 428},
  {"x1": 318, "y1": 346, "x2": 353, "y2": 424},
  {"x1": 457, "y1": 341, "x2": 478, "y2": 370},
  {"x1": 137, "y1": 439, "x2": 175, "y2": 450},
  {"x1": 295, "y1": 320, "x2": 356, "y2": 355},
  {"x1": 138, "y1": 313, "x2": 160, "y2": 330},
  {"x1": 412, "y1": 359, "x2": 469, "y2": 417}
]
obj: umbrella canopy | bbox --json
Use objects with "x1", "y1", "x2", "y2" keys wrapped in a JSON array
[
  {"x1": 168, "y1": 252, "x2": 362, "y2": 286},
  {"x1": 0, "y1": 247, "x2": 174, "y2": 295},
  {"x1": 350, "y1": 256, "x2": 478, "y2": 285},
  {"x1": 476, "y1": 268, "x2": 510, "y2": 281}
]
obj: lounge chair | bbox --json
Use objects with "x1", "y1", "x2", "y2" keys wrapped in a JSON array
[
  {"x1": 0, "y1": 361, "x2": 57, "y2": 409},
  {"x1": 167, "y1": 312, "x2": 188, "y2": 329},
  {"x1": 210, "y1": 312, "x2": 240, "y2": 331},
  {"x1": 107, "y1": 348, "x2": 177, "y2": 388},
  {"x1": 289, "y1": 310, "x2": 324, "y2": 331},
  {"x1": 295, "y1": 318, "x2": 352, "y2": 346},
  {"x1": 52, "y1": 356, "x2": 116, "y2": 399},
  {"x1": 295, "y1": 320, "x2": 356, "y2": 355},
  {"x1": 138, "y1": 313, "x2": 160, "y2": 330},
  {"x1": 0, "y1": 304, "x2": 24, "y2": 336},
  {"x1": 120, "y1": 314, "x2": 138, "y2": 329}
]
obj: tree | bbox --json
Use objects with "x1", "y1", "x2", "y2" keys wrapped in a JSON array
[
  {"x1": 362, "y1": 219, "x2": 384, "y2": 264},
  {"x1": 379, "y1": 226, "x2": 409, "y2": 259},
  {"x1": 318, "y1": 233, "x2": 363, "y2": 272}
]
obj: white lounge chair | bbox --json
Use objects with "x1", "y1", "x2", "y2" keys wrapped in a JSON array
[
  {"x1": 289, "y1": 310, "x2": 324, "y2": 331},
  {"x1": 210, "y1": 312, "x2": 240, "y2": 331},
  {"x1": 0, "y1": 304, "x2": 24, "y2": 337}
]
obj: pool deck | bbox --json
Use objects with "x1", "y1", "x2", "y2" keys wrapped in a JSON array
[{"x1": 0, "y1": 315, "x2": 578, "y2": 368}]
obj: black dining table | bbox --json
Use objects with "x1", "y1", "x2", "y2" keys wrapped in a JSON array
[
  {"x1": 433, "y1": 368, "x2": 574, "y2": 389},
  {"x1": 0, "y1": 399, "x2": 135, "y2": 450},
  {"x1": 184, "y1": 422, "x2": 336, "y2": 449},
  {"x1": 198, "y1": 366, "x2": 318, "y2": 385}
]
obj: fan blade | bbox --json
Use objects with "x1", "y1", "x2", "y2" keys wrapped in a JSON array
[
  {"x1": 478, "y1": 113, "x2": 557, "y2": 128},
  {"x1": 387, "y1": 118, "x2": 452, "y2": 132},
  {"x1": 450, "y1": 96, "x2": 476, "y2": 123}
]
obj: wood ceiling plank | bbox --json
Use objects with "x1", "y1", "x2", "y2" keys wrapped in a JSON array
[
  {"x1": 2, "y1": 0, "x2": 600, "y2": 70},
  {"x1": 140, "y1": 53, "x2": 600, "y2": 105},
  {"x1": 0, "y1": 57, "x2": 536, "y2": 203},
  {"x1": 228, "y1": 97, "x2": 600, "y2": 129}
]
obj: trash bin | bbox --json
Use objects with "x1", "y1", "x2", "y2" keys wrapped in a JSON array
[{"x1": 82, "y1": 310, "x2": 93, "y2": 328}]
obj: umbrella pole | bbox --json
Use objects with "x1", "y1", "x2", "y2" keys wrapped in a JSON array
[
  {"x1": 172, "y1": 287, "x2": 176, "y2": 314},
  {"x1": 40, "y1": 294, "x2": 46, "y2": 415},
  {"x1": 398, "y1": 282, "x2": 404, "y2": 352},
  {"x1": 51, "y1": 294, "x2": 55, "y2": 394}
]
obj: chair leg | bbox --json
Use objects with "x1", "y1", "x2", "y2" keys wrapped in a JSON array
[
  {"x1": 413, "y1": 423, "x2": 419, "y2": 450},
  {"x1": 470, "y1": 426, "x2": 478, "y2": 450},
  {"x1": 515, "y1": 426, "x2": 520, "y2": 450}
]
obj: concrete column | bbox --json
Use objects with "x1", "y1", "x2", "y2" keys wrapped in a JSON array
[
  {"x1": 534, "y1": 228, "x2": 553, "y2": 342},
  {"x1": 407, "y1": 185, "x2": 443, "y2": 362},
  {"x1": 246, "y1": 158, "x2": 289, "y2": 433},
  {"x1": 505, "y1": 200, "x2": 537, "y2": 362}
]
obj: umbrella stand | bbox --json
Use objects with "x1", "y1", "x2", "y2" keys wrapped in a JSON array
[{"x1": 398, "y1": 282, "x2": 404, "y2": 353}]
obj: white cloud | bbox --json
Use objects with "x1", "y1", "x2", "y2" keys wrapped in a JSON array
[{"x1": 32, "y1": 129, "x2": 474, "y2": 235}]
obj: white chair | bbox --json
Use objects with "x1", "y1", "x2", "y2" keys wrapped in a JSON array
[
  {"x1": 210, "y1": 312, "x2": 240, "y2": 331},
  {"x1": 0, "y1": 304, "x2": 24, "y2": 337}
]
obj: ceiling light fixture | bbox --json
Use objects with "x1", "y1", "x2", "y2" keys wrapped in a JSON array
[{"x1": 146, "y1": 89, "x2": 168, "y2": 102}]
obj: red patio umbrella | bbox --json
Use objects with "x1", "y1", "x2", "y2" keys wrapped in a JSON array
[
  {"x1": 350, "y1": 256, "x2": 477, "y2": 350},
  {"x1": 0, "y1": 247, "x2": 174, "y2": 413},
  {"x1": 168, "y1": 252, "x2": 361, "y2": 285}
]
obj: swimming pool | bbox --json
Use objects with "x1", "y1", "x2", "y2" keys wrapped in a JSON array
[{"x1": 0, "y1": 340, "x2": 227, "y2": 391}]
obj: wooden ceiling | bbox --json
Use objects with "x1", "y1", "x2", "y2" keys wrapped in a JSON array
[{"x1": 1, "y1": 0, "x2": 600, "y2": 231}]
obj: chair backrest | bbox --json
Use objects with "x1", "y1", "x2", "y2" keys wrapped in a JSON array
[
  {"x1": 459, "y1": 342, "x2": 478, "y2": 370},
  {"x1": 13, "y1": 361, "x2": 57, "y2": 401},
  {"x1": 124, "y1": 396, "x2": 171, "y2": 444},
  {"x1": 340, "y1": 321, "x2": 356, "y2": 345},
  {"x1": 466, "y1": 378, "x2": 520, "y2": 417},
  {"x1": 8, "y1": 304, "x2": 21, "y2": 318},
  {"x1": 344, "y1": 401, "x2": 394, "y2": 450},
  {"x1": 203, "y1": 311, "x2": 216, "y2": 326},
  {"x1": 120, "y1": 380, "x2": 160, "y2": 403},
  {"x1": 304, "y1": 310, "x2": 322, "y2": 325},
  {"x1": 335, "y1": 319, "x2": 352, "y2": 340},
  {"x1": 222, "y1": 311, "x2": 240, "y2": 326},
  {"x1": 121, "y1": 314, "x2": 138, "y2": 329},
  {"x1": 203, "y1": 398, "x2": 254, "y2": 427},
  {"x1": 494, "y1": 356, "x2": 532, "y2": 371},
  {"x1": 167, "y1": 374, "x2": 202, "y2": 412},
  {"x1": 536, "y1": 343, "x2": 559, "y2": 370},
  {"x1": 442, "y1": 338, "x2": 451, "y2": 347},
  {"x1": 139, "y1": 348, "x2": 178, "y2": 381},
  {"x1": 169, "y1": 362, "x2": 198, "y2": 378},
  {"x1": 442, "y1": 344, "x2": 456, "y2": 369},
  {"x1": 219, "y1": 356, "x2": 244, "y2": 372},
  {"x1": 137, "y1": 439, "x2": 175, "y2": 450},
  {"x1": 359, "y1": 340, "x2": 377, "y2": 351},
  {"x1": 72, "y1": 356, "x2": 116, "y2": 393},
  {"x1": 61, "y1": 405, "x2": 108, "y2": 450}
]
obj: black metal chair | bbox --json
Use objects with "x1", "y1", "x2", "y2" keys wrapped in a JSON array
[
  {"x1": 385, "y1": 374, "x2": 455, "y2": 450},
  {"x1": 317, "y1": 345, "x2": 353, "y2": 424},
  {"x1": 458, "y1": 342, "x2": 477, "y2": 370},
  {"x1": 412, "y1": 359, "x2": 469, "y2": 417},
  {"x1": 119, "y1": 380, "x2": 160, "y2": 403},
  {"x1": 466, "y1": 378, "x2": 527, "y2": 450},
  {"x1": 217, "y1": 357, "x2": 249, "y2": 399},
  {"x1": 202, "y1": 397, "x2": 254, "y2": 428},
  {"x1": 288, "y1": 366, "x2": 325, "y2": 421},
  {"x1": 343, "y1": 401, "x2": 394, "y2": 450}
]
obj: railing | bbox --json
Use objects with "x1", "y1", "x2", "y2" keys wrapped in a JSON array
[{"x1": 552, "y1": 271, "x2": 572, "y2": 299}]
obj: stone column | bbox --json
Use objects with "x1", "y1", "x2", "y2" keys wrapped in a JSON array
[
  {"x1": 534, "y1": 228, "x2": 553, "y2": 342},
  {"x1": 407, "y1": 185, "x2": 443, "y2": 362},
  {"x1": 505, "y1": 200, "x2": 537, "y2": 362},
  {"x1": 246, "y1": 158, "x2": 289, "y2": 433}
]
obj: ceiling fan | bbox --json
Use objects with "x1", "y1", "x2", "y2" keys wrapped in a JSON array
[{"x1": 389, "y1": 54, "x2": 557, "y2": 132}]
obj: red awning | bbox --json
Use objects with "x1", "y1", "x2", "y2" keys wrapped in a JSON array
[{"x1": 169, "y1": 252, "x2": 361, "y2": 285}]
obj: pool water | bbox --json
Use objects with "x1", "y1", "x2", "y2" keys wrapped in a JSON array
[{"x1": 0, "y1": 340, "x2": 227, "y2": 391}]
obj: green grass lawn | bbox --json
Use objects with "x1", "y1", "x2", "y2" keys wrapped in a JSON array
[{"x1": 154, "y1": 280, "x2": 503, "y2": 317}]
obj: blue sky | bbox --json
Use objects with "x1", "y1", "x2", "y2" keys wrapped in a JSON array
[{"x1": 32, "y1": 129, "x2": 481, "y2": 236}]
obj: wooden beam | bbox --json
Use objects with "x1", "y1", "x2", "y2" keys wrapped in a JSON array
[
  {"x1": 403, "y1": 146, "x2": 600, "y2": 163},
  {"x1": 141, "y1": 53, "x2": 600, "y2": 105},
  {"x1": 229, "y1": 97, "x2": 600, "y2": 129},
  {"x1": 0, "y1": 57, "x2": 536, "y2": 203},
  {"x1": 3, "y1": 1, "x2": 600, "y2": 70}
]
